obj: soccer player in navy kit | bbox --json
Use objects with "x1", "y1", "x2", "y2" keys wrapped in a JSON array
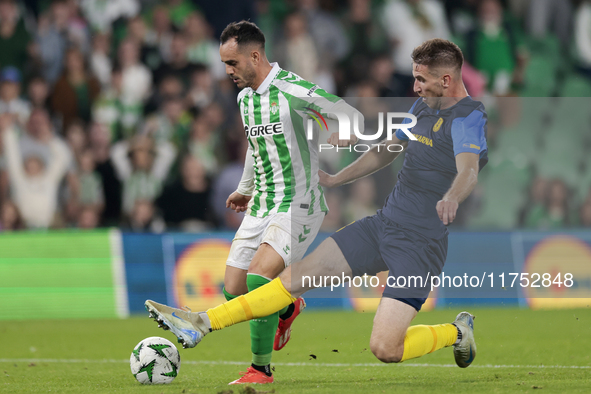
[{"x1": 146, "y1": 38, "x2": 488, "y2": 370}]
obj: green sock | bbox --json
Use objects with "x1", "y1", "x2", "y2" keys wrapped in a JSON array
[
  {"x1": 247, "y1": 274, "x2": 277, "y2": 367},
  {"x1": 222, "y1": 287, "x2": 238, "y2": 302}
]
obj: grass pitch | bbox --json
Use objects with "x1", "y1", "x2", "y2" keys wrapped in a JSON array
[{"x1": 1, "y1": 307, "x2": 590, "y2": 393}]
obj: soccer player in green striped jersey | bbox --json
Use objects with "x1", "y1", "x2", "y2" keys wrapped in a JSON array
[{"x1": 217, "y1": 21, "x2": 357, "y2": 385}]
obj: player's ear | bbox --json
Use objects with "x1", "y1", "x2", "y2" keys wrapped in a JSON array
[
  {"x1": 251, "y1": 49, "x2": 260, "y2": 65},
  {"x1": 441, "y1": 74, "x2": 452, "y2": 88}
]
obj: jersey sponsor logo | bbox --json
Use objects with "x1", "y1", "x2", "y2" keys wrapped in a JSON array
[
  {"x1": 462, "y1": 143, "x2": 480, "y2": 150},
  {"x1": 412, "y1": 134, "x2": 433, "y2": 147},
  {"x1": 307, "y1": 85, "x2": 319, "y2": 96},
  {"x1": 433, "y1": 117, "x2": 443, "y2": 132},
  {"x1": 245, "y1": 122, "x2": 285, "y2": 138}
]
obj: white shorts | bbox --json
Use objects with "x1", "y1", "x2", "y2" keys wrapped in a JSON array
[{"x1": 226, "y1": 212, "x2": 325, "y2": 270}]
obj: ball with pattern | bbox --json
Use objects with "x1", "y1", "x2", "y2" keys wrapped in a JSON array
[{"x1": 130, "y1": 337, "x2": 180, "y2": 384}]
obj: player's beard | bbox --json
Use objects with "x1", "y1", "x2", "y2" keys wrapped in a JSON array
[
  {"x1": 423, "y1": 87, "x2": 444, "y2": 110},
  {"x1": 240, "y1": 65, "x2": 257, "y2": 89},
  {"x1": 424, "y1": 96, "x2": 442, "y2": 110}
]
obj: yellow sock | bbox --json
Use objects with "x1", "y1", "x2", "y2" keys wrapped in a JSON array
[
  {"x1": 207, "y1": 278, "x2": 296, "y2": 331},
  {"x1": 400, "y1": 323, "x2": 458, "y2": 362}
]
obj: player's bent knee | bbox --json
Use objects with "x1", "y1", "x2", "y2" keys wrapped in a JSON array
[
  {"x1": 248, "y1": 243, "x2": 286, "y2": 279},
  {"x1": 370, "y1": 342, "x2": 404, "y2": 364}
]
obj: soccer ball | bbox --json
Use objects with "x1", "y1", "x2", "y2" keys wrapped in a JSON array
[{"x1": 130, "y1": 336, "x2": 180, "y2": 384}]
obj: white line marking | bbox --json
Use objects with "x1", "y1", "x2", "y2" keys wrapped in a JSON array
[{"x1": 1, "y1": 359, "x2": 589, "y2": 369}]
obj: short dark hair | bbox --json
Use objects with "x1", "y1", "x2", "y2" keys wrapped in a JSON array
[
  {"x1": 411, "y1": 39, "x2": 464, "y2": 74},
  {"x1": 220, "y1": 21, "x2": 265, "y2": 50}
]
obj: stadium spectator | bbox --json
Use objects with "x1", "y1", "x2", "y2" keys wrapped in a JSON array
[
  {"x1": 522, "y1": 176, "x2": 549, "y2": 227},
  {"x1": 144, "y1": 94, "x2": 192, "y2": 149},
  {"x1": 166, "y1": 0, "x2": 198, "y2": 29},
  {"x1": 64, "y1": 144, "x2": 104, "y2": 225},
  {"x1": 368, "y1": 55, "x2": 410, "y2": 97},
  {"x1": 21, "y1": 108, "x2": 72, "y2": 169},
  {"x1": 0, "y1": 199, "x2": 23, "y2": 231},
  {"x1": 125, "y1": 198, "x2": 165, "y2": 232},
  {"x1": 111, "y1": 134, "x2": 168, "y2": 215},
  {"x1": 61, "y1": 0, "x2": 91, "y2": 54},
  {"x1": 275, "y1": 12, "x2": 319, "y2": 84},
  {"x1": 117, "y1": 38, "x2": 152, "y2": 111},
  {"x1": 79, "y1": 0, "x2": 139, "y2": 33},
  {"x1": 525, "y1": 0, "x2": 573, "y2": 48},
  {"x1": 188, "y1": 115, "x2": 219, "y2": 176},
  {"x1": 92, "y1": 66, "x2": 131, "y2": 141},
  {"x1": 77, "y1": 205, "x2": 100, "y2": 229},
  {"x1": 183, "y1": 12, "x2": 225, "y2": 81},
  {"x1": 88, "y1": 122, "x2": 121, "y2": 225},
  {"x1": 461, "y1": 0, "x2": 528, "y2": 95},
  {"x1": 0, "y1": 66, "x2": 30, "y2": 129},
  {"x1": 299, "y1": 0, "x2": 350, "y2": 67},
  {"x1": 50, "y1": 47, "x2": 101, "y2": 129},
  {"x1": 26, "y1": 75, "x2": 50, "y2": 109},
  {"x1": 144, "y1": 4, "x2": 174, "y2": 66},
  {"x1": 0, "y1": 0, "x2": 32, "y2": 76},
  {"x1": 211, "y1": 136, "x2": 246, "y2": 230},
  {"x1": 144, "y1": 74, "x2": 183, "y2": 116},
  {"x1": 340, "y1": 0, "x2": 389, "y2": 87},
  {"x1": 75, "y1": 148, "x2": 104, "y2": 210},
  {"x1": 89, "y1": 33, "x2": 112, "y2": 88},
  {"x1": 525, "y1": 178, "x2": 573, "y2": 229},
  {"x1": 381, "y1": 0, "x2": 450, "y2": 81},
  {"x1": 186, "y1": 65, "x2": 219, "y2": 112},
  {"x1": 64, "y1": 119, "x2": 87, "y2": 158},
  {"x1": 35, "y1": 0, "x2": 71, "y2": 85},
  {"x1": 0, "y1": 115, "x2": 70, "y2": 228},
  {"x1": 153, "y1": 33, "x2": 199, "y2": 89},
  {"x1": 156, "y1": 154, "x2": 212, "y2": 231},
  {"x1": 444, "y1": 0, "x2": 478, "y2": 35},
  {"x1": 126, "y1": 16, "x2": 162, "y2": 71},
  {"x1": 64, "y1": 146, "x2": 104, "y2": 226}
]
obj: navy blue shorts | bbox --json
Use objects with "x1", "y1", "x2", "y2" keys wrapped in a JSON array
[{"x1": 330, "y1": 211, "x2": 448, "y2": 311}]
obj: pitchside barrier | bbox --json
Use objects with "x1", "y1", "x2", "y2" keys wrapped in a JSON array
[{"x1": 1, "y1": 230, "x2": 590, "y2": 320}]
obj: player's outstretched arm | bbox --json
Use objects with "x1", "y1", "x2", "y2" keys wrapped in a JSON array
[
  {"x1": 436, "y1": 152, "x2": 479, "y2": 225},
  {"x1": 320, "y1": 137, "x2": 407, "y2": 188},
  {"x1": 227, "y1": 145, "x2": 255, "y2": 212},
  {"x1": 326, "y1": 131, "x2": 358, "y2": 147}
]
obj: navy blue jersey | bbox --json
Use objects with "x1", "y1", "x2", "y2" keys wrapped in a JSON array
[{"x1": 381, "y1": 96, "x2": 488, "y2": 239}]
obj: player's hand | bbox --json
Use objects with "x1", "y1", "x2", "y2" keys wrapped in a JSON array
[
  {"x1": 436, "y1": 199, "x2": 459, "y2": 225},
  {"x1": 226, "y1": 191, "x2": 251, "y2": 213},
  {"x1": 327, "y1": 132, "x2": 358, "y2": 147},
  {"x1": 318, "y1": 169, "x2": 337, "y2": 188}
]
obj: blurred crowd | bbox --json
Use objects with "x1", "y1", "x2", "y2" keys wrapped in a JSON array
[{"x1": 0, "y1": 0, "x2": 590, "y2": 233}]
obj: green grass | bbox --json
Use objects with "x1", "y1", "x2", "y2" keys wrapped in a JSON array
[{"x1": 1, "y1": 307, "x2": 590, "y2": 393}]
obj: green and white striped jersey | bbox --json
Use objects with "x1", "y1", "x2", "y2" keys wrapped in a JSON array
[{"x1": 237, "y1": 63, "x2": 343, "y2": 218}]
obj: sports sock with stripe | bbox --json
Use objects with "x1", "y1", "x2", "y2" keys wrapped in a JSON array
[
  {"x1": 207, "y1": 278, "x2": 296, "y2": 331},
  {"x1": 400, "y1": 323, "x2": 458, "y2": 362}
]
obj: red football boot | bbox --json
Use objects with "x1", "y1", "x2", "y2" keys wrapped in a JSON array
[
  {"x1": 274, "y1": 297, "x2": 306, "y2": 351},
  {"x1": 228, "y1": 366, "x2": 274, "y2": 385}
]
